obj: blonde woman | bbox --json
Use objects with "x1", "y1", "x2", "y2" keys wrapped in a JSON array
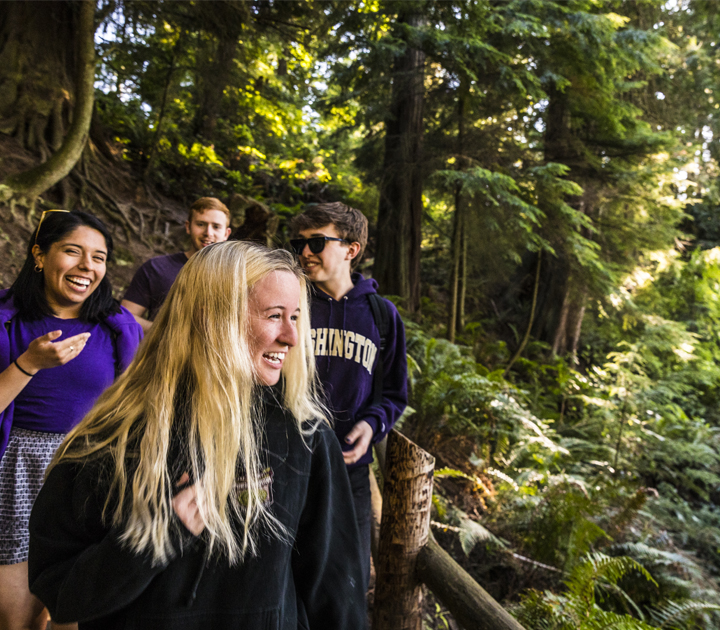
[{"x1": 27, "y1": 242, "x2": 366, "y2": 630}]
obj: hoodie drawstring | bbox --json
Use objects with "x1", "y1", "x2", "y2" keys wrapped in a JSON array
[
  {"x1": 342, "y1": 296, "x2": 348, "y2": 333},
  {"x1": 325, "y1": 298, "x2": 333, "y2": 376},
  {"x1": 185, "y1": 558, "x2": 206, "y2": 608}
]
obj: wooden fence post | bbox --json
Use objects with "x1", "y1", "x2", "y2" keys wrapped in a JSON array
[
  {"x1": 369, "y1": 467, "x2": 383, "y2": 564},
  {"x1": 370, "y1": 436, "x2": 388, "y2": 566},
  {"x1": 372, "y1": 430, "x2": 435, "y2": 630},
  {"x1": 416, "y1": 534, "x2": 526, "y2": 630}
]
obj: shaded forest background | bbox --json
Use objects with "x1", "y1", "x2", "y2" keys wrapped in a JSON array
[{"x1": 3, "y1": 0, "x2": 720, "y2": 627}]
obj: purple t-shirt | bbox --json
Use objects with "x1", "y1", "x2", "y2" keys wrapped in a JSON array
[
  {"x1": 9, "y1": 317, "x2": 116, "y2": 433},
  {"x1": 123, "y1": 252, "x2": 187, "y2": 321}
]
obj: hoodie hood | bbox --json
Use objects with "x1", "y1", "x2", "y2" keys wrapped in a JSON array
[{"x1": 311, "y1": 272, "x2": 379, "y2": 302}]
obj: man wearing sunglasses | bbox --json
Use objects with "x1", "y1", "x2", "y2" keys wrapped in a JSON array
[{"x1": 290, "y1": 202, "x2": 407, "y2": 592}]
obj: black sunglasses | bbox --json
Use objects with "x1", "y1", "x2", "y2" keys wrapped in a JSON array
[{"x1": 290, "y1": 236, "x2": 348, "y2": 255}]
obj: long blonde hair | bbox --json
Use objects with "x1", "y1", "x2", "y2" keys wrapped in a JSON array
[{"x1": 52, "y1": 241, "x2": 327, "y2": 565}]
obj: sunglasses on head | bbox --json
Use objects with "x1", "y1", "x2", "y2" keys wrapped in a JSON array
[
  {"x1": 289, "y1": 236, "x2": 348, "y2": 255},
  {"x1": 35, "y1": 209, "x2": 70, "y2": 246}
]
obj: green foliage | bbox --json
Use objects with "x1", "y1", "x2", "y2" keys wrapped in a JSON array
[
  {"x1": 649, "y1": 601, "x2": 720, "y2": 630},
  {"x1": 94, "y1": 1, "x2": 373, "y2": 210},
  {"x1": 406, "y1": 322, "x2": 568, "y2": 472},
  {"x1": 407, "y1": 242, "x2": 720, "y2": 625},
  {"x1": 48, "y1": 2, "x2": 720, "y2": 626},
  {"x1": 513, "y1": 553, "x2": 659, "y2": 630}
]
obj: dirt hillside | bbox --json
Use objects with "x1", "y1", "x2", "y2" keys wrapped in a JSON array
[{"x1": 0, "y1": 134, "x2": 188, "y2": 298}]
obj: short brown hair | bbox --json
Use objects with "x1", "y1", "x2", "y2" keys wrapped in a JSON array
[
  {"x1": 290, "y1": 202, "x2": 368, "y2": 269},
  {"x1": 188, "y1": 197, "x2": 231, "y2": 225}
]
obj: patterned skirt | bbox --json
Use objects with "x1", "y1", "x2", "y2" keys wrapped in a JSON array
[{"x1": 0, "y1": 427, "x2": 65, "y2": 564}]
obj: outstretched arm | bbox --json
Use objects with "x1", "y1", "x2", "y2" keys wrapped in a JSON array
[{"x1": 0, "y1": 330, "x2": 91, "y2": 414}]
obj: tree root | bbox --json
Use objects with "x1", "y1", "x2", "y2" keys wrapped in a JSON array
[
  {"x1": 71, "y1": 171, "x2": 134, "y2": 244},
  {"x1": 78, "y1": 174, "x2": 155, "y2": 249}
]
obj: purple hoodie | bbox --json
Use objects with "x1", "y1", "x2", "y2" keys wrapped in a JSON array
[
  {"x1": 0, "y1": 289, "x2": 143, "y2": 460},
  {"x1": 310, "y1": 273, "x2": 407, "y2": 468}
]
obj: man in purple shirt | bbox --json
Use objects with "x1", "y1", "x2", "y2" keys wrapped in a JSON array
[{"x1": 122, "y1": 197, "x2": 232, "y2": 332}]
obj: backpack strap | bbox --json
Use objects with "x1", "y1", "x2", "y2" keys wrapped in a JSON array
[{"x1": 367, "y1": 293, "x2": 390, "y2": 407}]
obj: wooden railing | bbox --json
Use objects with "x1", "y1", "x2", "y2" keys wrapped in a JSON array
[{"x1": 370, "y1": 430, "x2": 526, "y2": 630}]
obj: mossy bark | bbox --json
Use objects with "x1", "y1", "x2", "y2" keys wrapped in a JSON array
[
  {"x1": 2, "y1": 0, "x2": 96, "y2": 199},
  {"x1": 0, "y1": 3, "x2": 72, "y2": 148}
]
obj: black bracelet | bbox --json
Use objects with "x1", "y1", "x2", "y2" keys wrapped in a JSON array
[{"x1": 13, "y1": 359, "x2": 34, "y2": 377}]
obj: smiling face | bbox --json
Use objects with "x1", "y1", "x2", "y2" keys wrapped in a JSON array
[
  {"x1": 33, "y1": 226, "x2": 108, "y2": 319},
  {"x1": 297, "y1": 223, "x2": 358, "y2": 289},
  {"x1": 248, "y1": 270, "x2": 301, "y2": 386},
  {"x1": 185, "y1": 209, "x2": 232, "y2": 255}
]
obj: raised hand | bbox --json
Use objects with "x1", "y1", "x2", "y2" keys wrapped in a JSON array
[{"x1": 17, "y1": 330, "x2": 91, "y2": 374}]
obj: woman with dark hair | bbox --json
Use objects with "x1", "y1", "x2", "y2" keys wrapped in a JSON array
[{"x1": 0, "y1": 210, "x2": 143, "y2": 630}]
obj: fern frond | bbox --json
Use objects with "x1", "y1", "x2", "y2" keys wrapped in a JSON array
[
  {"x1": 587, "y1": 552, "x2": 657, "y2": 588},
  {"x1": 585, "y1": 608, "x2": 659, "y2": 630},
  {"x1": 566, "y1": 553, "x2": 657, "y2": 616},
  {"x1": 611, "y1": 542, "x2": 704, "y2": 579},
  {"x1": 457, "y1": 516, "x2": 504, "y2": 555},
  {"x1": 511, "y1": 590, "x2": 574, "y2": 630},
  {"x1": 597, "y1": 581, "x2": 647, "y2": 622},
  {"x1": 435, "y1": 467, "x2": 474, "y2": 481},
  {"x1": 649, "y1": 600, "x2": 720, "y2": 629}
]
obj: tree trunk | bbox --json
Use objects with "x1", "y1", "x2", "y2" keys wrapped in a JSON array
[
  {"x1": 447, "y1": 85, "x2": 468, "y2": 342},
  {"x1": 549, "y1": 285, "x2": 586, "y2": 359},
  {"x1": 551, "y1": 289, "x2": 586, "y2": 360},
  {"x1": 530, "y1": 84, "x2": 587, "y2": 350},
  {"x1": 569, "y1": 298, "x2": 586, "y2": 360},
  {"x1": 447, "y1": 205, "x2": 467, "y2": 342},
  {"x1": 0, "y1": 2, "x2": 72, "y2": 141},
  {"x1": 190, "y1": 1, "x2": 249, "y2": 142},
  {"x1": 373, "y1": 12, "x2": 425, "y2": 312},
  {"x1": 505, "y1": 251, "x2": 541, "y2": 376},
  {"x1": 459, "y1": 224, "x2": 467, "y2": 331},
  {"x1": 194, "y1": 32, "x2": 238, "y2": 141},
  {"x1": 373, "y1": 430, "x2": 435, "y2": 630},
  {"x1": 447, "y1": 196, "x2": 462, "y2": 343},
  {"x1": 146, "y1": 34, "x2": 185, "y2": 173},
  {"x1": 544, "y1": 84, "x2": 575, "y2": 169},
  {"x1": 372, "y1": 441, "x2": 528, "y2": 630},
  {"x1": 550, "y1": 285, "x2": 571, "y2": 356},
  {"x1": 3, "y1": 0, "x2": 96, "y2": 200}
]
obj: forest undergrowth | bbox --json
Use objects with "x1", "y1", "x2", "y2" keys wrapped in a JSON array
[
  {"x1": 400, "y1": 247, "x2": 720, "y2": 629},
  {"x1": 5, "y1": 1, "x2": 720, "y2": 627}
]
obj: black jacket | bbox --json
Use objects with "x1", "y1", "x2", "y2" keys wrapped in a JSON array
[{"x1": 28, "y1": 391, "x2": 366, "y2": 629}]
